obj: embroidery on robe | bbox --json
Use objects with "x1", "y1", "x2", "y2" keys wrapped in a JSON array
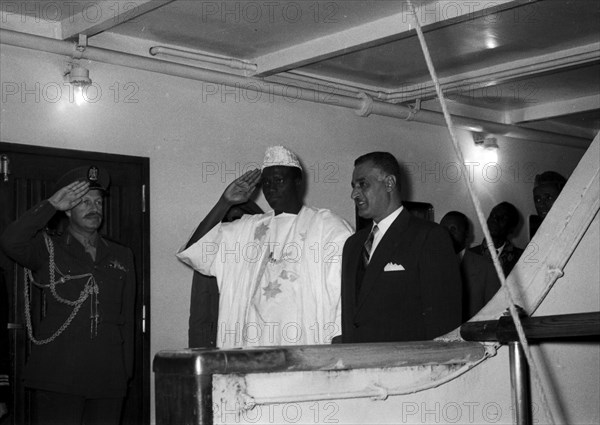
[
  {"x1": 262, "y1": 280, "x2": 282, "y2": 299},
  {"x1": 279, "y1": 270, "x2": 299, "y2": 282},
  {"x1": 254, "y1": 223, "x2": 269, "y2": 240}
]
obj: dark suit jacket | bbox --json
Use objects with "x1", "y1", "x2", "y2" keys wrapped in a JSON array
[
  {"x1": 469, "y1": 239, "x2": 523, "y2": 277},
  {"x1": 460, "y1": 250, "x2": 501, "y2": 322},
  {"x1": 529, "y1": 214, "x2": 542, "y2": 239},
  {"x1": 188, "y1": 271, "x2": 219, "y2": 348},
  {"x1": 341, "y1": 209, "x2": 462, "y2": 343}
]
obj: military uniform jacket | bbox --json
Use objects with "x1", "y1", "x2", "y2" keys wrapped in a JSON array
[
  {"x1": 341, "y1": 209, "x2": 462, "y2": 343},
  {"x1": 0, "y1": 200, "x2": 136, "y2": 398}
]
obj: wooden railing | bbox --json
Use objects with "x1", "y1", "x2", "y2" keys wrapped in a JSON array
[
  {"x1": 153, "y1": 340, "x2": 486, "y2": 425},
  {"x1": 460, "y1": 311, "x2": 600, "y2": 425},
  {"x1": 460, "y1": 311, "x2": 600, "y2": 342},
  {"x1": 154, "y1": 312, "x2": 599, "y2": 425}
]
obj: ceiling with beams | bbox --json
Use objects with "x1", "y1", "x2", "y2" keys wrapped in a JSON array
[{"x1": 1, "y1": 0, "x2": 599, "y2": 148}]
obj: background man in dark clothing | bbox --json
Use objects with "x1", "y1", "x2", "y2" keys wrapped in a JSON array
[
  {"x1": 441, "y1": 211, "x2": 500, "y2": 321},
  {"x1": 470, "y1": 202, "x2": 523, "y2": 276},
  {"x1": 530, "y1": 171, "x2": 567, "y2": 238}
]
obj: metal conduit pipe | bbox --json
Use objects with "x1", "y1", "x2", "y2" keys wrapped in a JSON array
[
  {"x1": 0, "y1": 29, "x2": 591, "y2": 149},
  {"x1": 149, "y1": 45, "x2": 258, "y2": 72}
]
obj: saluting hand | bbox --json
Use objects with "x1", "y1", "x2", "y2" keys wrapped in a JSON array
[
  {"x1": 222, "y1": 169, "x2": 261, "y2": 205},
  {"x1": 48, "y1": 181, "x2": 90, "y2": 211}
]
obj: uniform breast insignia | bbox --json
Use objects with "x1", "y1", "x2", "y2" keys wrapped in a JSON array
[{"x1": 109, "y1": 259, "x2": 127, "y2": 272}]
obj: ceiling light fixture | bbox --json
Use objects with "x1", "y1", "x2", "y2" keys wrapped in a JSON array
[
  {"x1": 65, "y1": 62, "x2": 92, "y2": 87},
  {"x1": 64, "y1": 61, "x2": 91, "y2": 106},
  {"x1": 472, "y1": 132, "x2": 499, "y2": 162},
  {"x1": 473, "y1": 132, "x2": 499, "y2": 150}
]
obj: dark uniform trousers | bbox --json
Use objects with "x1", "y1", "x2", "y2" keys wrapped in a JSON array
[{"x1": 32, "y1": 390, "x2": 123, "y2": 425}]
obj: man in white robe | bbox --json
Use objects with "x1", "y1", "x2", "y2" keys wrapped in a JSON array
[{"x1": 177, "y1": 146, "x2": 352, "y2": 348}]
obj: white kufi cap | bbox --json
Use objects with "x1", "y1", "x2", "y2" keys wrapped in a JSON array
[{"x1": 262, "y1": 146, "x2": 302, "y2": 170}]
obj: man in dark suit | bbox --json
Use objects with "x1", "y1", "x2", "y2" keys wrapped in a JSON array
[
  {"x1": 440, "y1": 211, "x2": 500, "y2": 322},
  {"x1": 470, "y1": 202, "x2": 523, "y2": 276},
  {"x1": 340, "y1": 152, "x2": 462, "y2": 343}
]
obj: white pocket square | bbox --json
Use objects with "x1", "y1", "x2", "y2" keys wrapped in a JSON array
[{"x1": 384, "y1": 262, "x2": 405, "y2": 272}]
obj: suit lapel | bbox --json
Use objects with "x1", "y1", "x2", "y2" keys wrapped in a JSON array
[{"x1": 355, "y1": 209, "x2": 411, "y2": 314}]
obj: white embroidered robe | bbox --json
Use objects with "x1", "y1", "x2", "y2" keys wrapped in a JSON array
[{"x1": 177, "y1": 206, "x2": 352, "y2": 348}]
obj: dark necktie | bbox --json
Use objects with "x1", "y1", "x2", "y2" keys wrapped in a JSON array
[{"x1": 362, "y1": 225, "x2": 378, "y2": 267}]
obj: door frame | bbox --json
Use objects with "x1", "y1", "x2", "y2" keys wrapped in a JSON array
[{"x1": 0, "y1": 141, "x2": 151, "y2": 425}]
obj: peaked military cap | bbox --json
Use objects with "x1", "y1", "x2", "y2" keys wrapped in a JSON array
[{"x1": 55, "y1": 165, "x2": 110, "y2": 193}]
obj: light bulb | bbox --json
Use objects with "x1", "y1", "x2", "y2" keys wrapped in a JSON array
[{"x1": 74, "y1": 86, "x2": 86, "y2": 106}]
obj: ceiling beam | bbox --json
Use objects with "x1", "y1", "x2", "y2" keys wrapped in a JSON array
[
  {"x1": 519, "y1": 120, "x2": 597, "y2": 141},
  {"x1": 59, "y1": 0, "x2": 175, "y2": 40},
  {"x1": 252, "y1": 0, "x2": 533, "y2": 77},
  {"x1": 382, "y1": 42, "x2": 600, "y2": 102},
  {"x1": 271, "y1": 42, "x2": 600, "y2": 112},
  {"x1": 507, "y1": 95, "x2": 600, "y2": 124}
]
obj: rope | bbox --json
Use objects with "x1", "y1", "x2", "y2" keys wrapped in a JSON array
[
  {"x1": 405, "y1": 2, "x2": 559, "y2": 424},
  {"x1": 243, "y1": 347, "x2": 496, "y2": 407}
]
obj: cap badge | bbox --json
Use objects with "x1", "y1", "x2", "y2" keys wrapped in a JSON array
[{"x1": 88, "y1": 166, "x2": 99, "y2": 182}]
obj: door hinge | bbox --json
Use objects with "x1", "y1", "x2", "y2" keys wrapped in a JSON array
[
  {"x1": 142, "y1": 304, "x2": 146, "y2": 334},
  {"x1": 7, "y1": 323, "x2": 23, "y2": 330},
  {"x1": 1, "y1": 154, "x2": 10, "y2": 182},
  {"x1": 141, "y1": 184, "x2": 146, "y2": 213}
]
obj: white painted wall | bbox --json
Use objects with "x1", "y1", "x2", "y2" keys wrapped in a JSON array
[{"x1": 1, "y1": 43, "x2": 595, "y2": 424}]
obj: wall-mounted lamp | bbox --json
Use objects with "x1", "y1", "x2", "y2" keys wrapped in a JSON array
[
  {"x1": 473, "y1": 132, "x2": 499, "y2": 150},
  {"x1": 65, "y1": 62, "x2": 92, "y2": 87},
  {"x1": 472, "y1": 132, "x2": 499, "y2": 162},
  {"x1": 64, "y1": 62, "x2": 91, "y2": 105}
]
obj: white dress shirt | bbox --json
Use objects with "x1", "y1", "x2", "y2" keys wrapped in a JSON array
[{"x1": 370, "y1": 206, "x2": 404, "y2": 256}]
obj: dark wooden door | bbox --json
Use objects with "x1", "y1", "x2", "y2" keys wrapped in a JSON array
[{"x1": 0, "y1": 142, "x2": 150, "y2": 425}]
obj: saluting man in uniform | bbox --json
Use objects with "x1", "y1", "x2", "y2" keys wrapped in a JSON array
[{"x1": 0, "y1": 166, "x2": 136, "y2": 425}]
